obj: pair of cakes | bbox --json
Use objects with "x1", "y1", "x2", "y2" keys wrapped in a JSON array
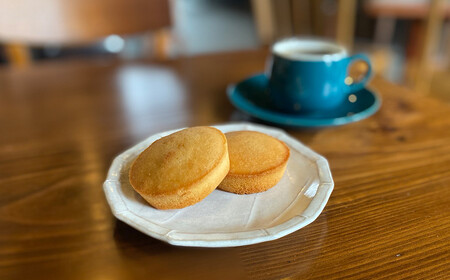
[{"x1": 129, "y1": 127, "x2": 290, "y2": 209}]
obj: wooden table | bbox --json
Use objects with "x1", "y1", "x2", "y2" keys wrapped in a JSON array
[{"x1": 1, "y1": 50, "x2": 449, "y2": 280}]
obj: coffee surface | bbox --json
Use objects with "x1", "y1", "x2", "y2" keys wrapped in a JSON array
[{"x1": 281, "y1": 47, "x2": 340, "y2": 57}]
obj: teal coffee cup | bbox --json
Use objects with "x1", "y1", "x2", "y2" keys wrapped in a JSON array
[{"x1": 268, "y1": 38, "x2": 372, "y2": 114}]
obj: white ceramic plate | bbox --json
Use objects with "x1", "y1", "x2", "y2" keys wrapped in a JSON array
[{"x1": 103, "y1": 123, "x2": 334, "y2": 247}]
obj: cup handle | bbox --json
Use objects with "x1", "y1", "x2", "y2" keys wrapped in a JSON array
[{"x1": 344, "y1": 53, "x2": 372, "y2": 93}]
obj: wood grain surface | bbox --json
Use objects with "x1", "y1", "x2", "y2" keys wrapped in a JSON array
[{"x1": 0, "y1": 50, "x2": 449, "y2": 280}]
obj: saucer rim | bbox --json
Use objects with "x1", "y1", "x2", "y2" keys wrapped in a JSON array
[{"x1": 227, "y1": 73, "x2": 381, "y2": 127}]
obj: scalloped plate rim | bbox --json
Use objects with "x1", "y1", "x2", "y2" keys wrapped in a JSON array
[{"x1": 103, "y1": 122, "x2": 334, "y2": 247}]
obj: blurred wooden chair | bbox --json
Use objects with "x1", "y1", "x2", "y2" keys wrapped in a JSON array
[
  {"x1": 251, "y1": 0, "x2": 372, "y2": 78},
  {"x1": 0, "y1": 0, "x2": 171, "y2": 66},
  {"x1": 251, "y1": 0, "x2": 357, "y2": 50},
  {"x1": 365, "y1": 0, "x2": 450, "y2": 94}
]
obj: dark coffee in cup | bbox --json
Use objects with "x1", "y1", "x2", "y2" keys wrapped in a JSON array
[{"x1": 281, "y1": 47, "x2": 341, "y2": 57}]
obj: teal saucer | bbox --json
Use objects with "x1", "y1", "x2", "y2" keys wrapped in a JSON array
[{"x1": 227, "y1": 74, "x2": 381, "y2": 127}]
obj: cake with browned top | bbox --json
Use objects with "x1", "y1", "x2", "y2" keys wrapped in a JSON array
[
  {"x1": 129, "y1": 126, "x2": 230, "y2": 209},
  {"x1": 219, "y1": 131, "x2": 290, "y2": 194}
]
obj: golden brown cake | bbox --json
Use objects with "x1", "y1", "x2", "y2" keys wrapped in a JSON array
[
  {"x1": 129, "y1": 126, "x2": 230, "y2": 209},
  {"x1": 218, "y1": 131, "x2": 289, "y2": 194}
]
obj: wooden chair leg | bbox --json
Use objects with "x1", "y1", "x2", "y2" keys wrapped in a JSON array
[
  {"x1": 4, "y1": 44, "x2": 31, "y2": 67},
  {"x1": 154, "y1": 29, "x2": 172, "y2": 60},
  {"x1": 414, "y1": 0, "x2": 445, "y2": 94},
  {"x1": 336, "y1": 0, "x2": 357, "y2": 52},
  {"x1": 251, "y1": 0, "x2": 276, "y2": 44}
]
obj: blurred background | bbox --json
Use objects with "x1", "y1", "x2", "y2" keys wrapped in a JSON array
[{"x1": 0, "y1": 0, "x2": 449, "y2": 98}]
